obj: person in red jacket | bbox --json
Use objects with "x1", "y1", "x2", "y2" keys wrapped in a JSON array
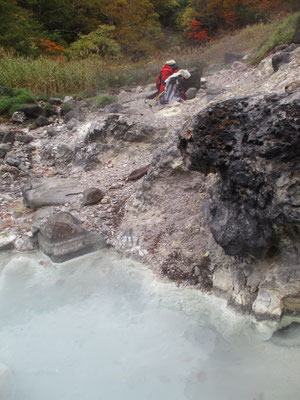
[{"x1": 156, "y1": 60, "x2": 178, "y2": 95}]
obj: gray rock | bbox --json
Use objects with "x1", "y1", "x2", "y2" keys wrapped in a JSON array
[
  {"x1": 224, "y1": 51, "x2": 243, "y2": 64},
  {"x1": 0, "y1": 234, "x2": 16, "y2": 251},
  {"x1": 6, "y1": 157, "x2": 21, "y2": 167},
  {"x1": 0, "y1": 144, "x2": 11, "y2": 158},
  {"x1": 55, "y1": 143, "x2": 73, "y2": 161},
  {"x1": 1, "y1": 132, "x2": 15, "y2": 144},
  {"x1": 35, "y1": 115, "x2": 50, "y2": 127},
  {"x1": 14, "y1": 236, "x2": 38, "y2": 252},
  {"x1": 18, "y1": 104, "x2": 45, "y2": 118},
  {"x1": 46, "y1": 127, "x2": 59, "y2": 137},
  {"x1": 282, "y1": 43, "x2": 299, "y2": 53},
  {"x1": 21, "y1": 178, "x2": 83, "y2": 209},
  {"x1": 12, "y1": 111, "x2": 26, "y2": 124},
  {"x1": 0, "y1": 127, "x2": 9, "y2": 139},
  {"x1": 273, "y1": 44, "x2": 289, "y2": 53},
  {"x1": 272, "y1": 52, "x2": 291, "y2": 72},
  {"x1": 85, "y1": 114, "x2": 154, "y2": 144},
  {"x1": 182, "y1": 68, "x2": 202, "y2": 91},
  {"x1": 48, "y1": 97, "x2": 62, "y2": 105},
  {"x1": 82, "y1": 187, "x2": 105, "y2": 205},
  {"x1": 73, "y1": 144, "x2": 100, "y2": 169},
  {"x1": 185, "y1": 88, "x2": 198, "y2": 100},
  {"x1": 15, "y1": 134, "x2": 34, "y2": 143},
  {"x1": 63, "y1": 96, "x2": 73, "y2": 104},
  {"x1": 38, "y1": 211, "x2": 107, "y2": 262},
  {"x1": 64, "y1": 108, "x2": 83, "y2": 123},
  {"x1": 66, "y1": 118, "x2": 78, "y2": 130}
]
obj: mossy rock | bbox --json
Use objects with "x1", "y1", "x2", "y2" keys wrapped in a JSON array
[{"x1": 0, "y1": 88, "x2": 36, "y2": 116}]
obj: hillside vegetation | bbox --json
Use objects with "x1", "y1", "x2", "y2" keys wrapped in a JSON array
[{"x1": 0, "y1": 11, "x2": 299, "y2": 98}]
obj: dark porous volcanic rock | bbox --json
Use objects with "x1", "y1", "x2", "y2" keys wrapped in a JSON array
[
  {"x1": 179, "y1": 92, "x2": 300, "y2": 257},
  {"x1": 38, "y1": 211, "x2": 107, "y2": 262},
  {"x1": 85, "y1": 114, "x2": 154, "y2": 144}
]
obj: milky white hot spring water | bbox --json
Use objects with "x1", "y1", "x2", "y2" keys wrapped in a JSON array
[{"x1": 0, "y1": 250, "x2": 299, "y2": 400}]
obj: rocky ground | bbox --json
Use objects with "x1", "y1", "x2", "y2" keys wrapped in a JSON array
[{"x1": 0, "y1": 44, "x2": 299, "y2": 324}]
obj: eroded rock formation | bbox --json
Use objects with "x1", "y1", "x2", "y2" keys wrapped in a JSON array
[{"x1": 179, "y1": 91, "x2": 300, "y2": 258}]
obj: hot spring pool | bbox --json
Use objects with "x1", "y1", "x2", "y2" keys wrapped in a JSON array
[{"x1": 0, "y1": 250, "x2": 299, "y2": 400}]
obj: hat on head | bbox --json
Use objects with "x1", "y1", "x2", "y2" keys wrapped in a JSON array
[{"x1": 165, "y1": 59, "x2": 176, "y2": 66}]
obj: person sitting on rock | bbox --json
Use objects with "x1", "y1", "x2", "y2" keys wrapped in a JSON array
[{"x1": 156, "y1": 60, "x2": 179, "y2": 95}]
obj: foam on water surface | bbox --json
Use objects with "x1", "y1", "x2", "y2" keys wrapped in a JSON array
[{"x1": 0, "y1": 250, "x2": 299, "y2": 400}]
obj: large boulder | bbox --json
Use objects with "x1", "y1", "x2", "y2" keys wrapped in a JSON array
[
  {"x1": 182, "y1": 68, "x2": 202, "y2": 92},
  {"x1": 38, "y1": 212, "x2": 107, "y2": 262},
  {"x1": 179, "y1": 91, "x2": 300, "y2": 257},
  {"x1": 22, "y1": 178, "x2": 83, "y2": 209}
]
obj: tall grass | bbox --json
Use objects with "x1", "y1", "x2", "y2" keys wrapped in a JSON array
[
  {"x1": 250, "y1": 12, "x2": 300, "y2": 64},
  {"x1": 0, "y1": 13, "x2": 298, "y2": 96}
]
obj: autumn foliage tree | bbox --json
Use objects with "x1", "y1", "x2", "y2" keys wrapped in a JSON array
[
  {"x1": 188, "y1": 20, "x2": 210, "y2": 44},
  {"x1": 179, "y1": 0, "x2": 300, "y2": 39},
  {"x1": 0, "y1": 0, "x2": 298, "y2": 57},
  {"x1": 40, "y1": 39, "x2": 65, "y2": 56}
]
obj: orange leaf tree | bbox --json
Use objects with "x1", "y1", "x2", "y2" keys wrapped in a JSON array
[{"x1": 188, "y1": 20, "x2": 210, "y2": 44}]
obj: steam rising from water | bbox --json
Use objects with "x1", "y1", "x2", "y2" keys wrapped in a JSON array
[{"x1": 0, "y1": 250, "x2": 299, "y2": 400}]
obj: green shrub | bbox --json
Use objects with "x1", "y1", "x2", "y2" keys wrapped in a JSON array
[
  {"x1": 0, "y1": 88, "x2": 36, "y2": 115},
  {"x1": 66, "y1": 25, "x2": 121, "y2": 60}
]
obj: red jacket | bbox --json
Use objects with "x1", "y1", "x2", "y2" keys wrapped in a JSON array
[{"x1": 156, "y1": 64, "x2": 178, "y2": 94}]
